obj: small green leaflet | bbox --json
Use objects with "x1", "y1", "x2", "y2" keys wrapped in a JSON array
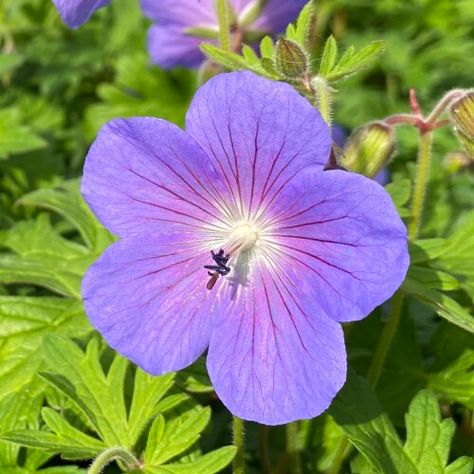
[
  {"x1": 329, "y1": 370, "x2": 473, "y2": 473},
  {"x1": 1, "y1": 336, "x2": 234, "y2": 473},
  {"x1": 284, "y1": 2, "x2": 315, "y2": 47},
  {"x1": 318, "y1": 39, "x2": 386, "y2": 82}
]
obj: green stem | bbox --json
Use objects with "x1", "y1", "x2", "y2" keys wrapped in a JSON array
[
  {"x1": 233, "y1": 416, "x2": 246, "y2": 474},
  {"x1": 367, "y1": 291, "x2": 404, "y2": 386},
  {"x1": 286, "y1": 422, "x2": 302, "y2": 474},
  {"x1": 88, "y1": 447, "x2": 141, "y2": 474},
  {"x1": 409, "y1": 131, "x2": 434, "y2": 240},
  {"x1": 327, "y1": 436, "x2": 350, "y2": 474},
  {"x1": 216, "y1": 0, "x2": 231, "y2": 51}
]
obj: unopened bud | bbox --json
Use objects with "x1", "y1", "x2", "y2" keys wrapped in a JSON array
[
  {"x1": 450, "y1": 91, "x2": 474, "y2": 157},
  {"x1": 341, "y1": 122, "x2": 395, "y2": 178},
  {"x1": 443, "y1": 152, "x2": 474, "y2": 174},
  {"x1": 274, "y1": 38, "x2": 309, "y2": 79}
]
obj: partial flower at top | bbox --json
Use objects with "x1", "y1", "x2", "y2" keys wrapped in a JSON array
[
  {"x1": 81, "y1": 71, "x2": 409, "y2": 425},
  {"x1": 52, "y1": 0, "x2": 111, "y2": 28},
  {"x1": 140, "y1": 0, "x2": 307, "y2": 69}
]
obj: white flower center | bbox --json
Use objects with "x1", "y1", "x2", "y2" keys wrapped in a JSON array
[{"x1": 228, "y1": 223, "x2": 259, "y2": 255}]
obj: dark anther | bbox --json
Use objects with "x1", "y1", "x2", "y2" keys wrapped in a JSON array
[{"x1": 204, "y1": 249, "x2": 231, "y2": 277}]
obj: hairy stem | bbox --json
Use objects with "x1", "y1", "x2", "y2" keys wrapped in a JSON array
[
  {"x1": 286, "y1": 422, "x2": 302, "y2": 474},
  {"x1": 88, "y1": 447, "x2": 141, "y2": 474},
  {"x1": 426, "y1": 89, "x2": 466, "y2": 125},
  {"x1": 216, "y1": 0, "x2": 231, "y2": 51},
  {"x1": 313, "y1": 77, "x2": 333, "y2": 126},
  {"x1": 409, "y1": 130, "x2": 434, "y2": 239},
  {"x1": 233, "y1": 416, "x2": 246, "y2": 474}
]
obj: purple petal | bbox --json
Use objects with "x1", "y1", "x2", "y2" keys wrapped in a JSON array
[
  {"x1": 140, "y1": 0, "x2": 216, "y2": 25},
  {"x1": 374, "y1": 168, "x2": 390, "y2": 186},
  {"x1": 186, "y1": 71, "x2": 331, "y2": 220},
  {"x1": 81, "y1": 117, "x2": 231, "y2": 238},
  {"x1": 207, "y1": 261, "x2": 346, "y2": 425},
  {"x1": 147, "y1": 24, "x2": 208, "y2": 69},
  {"x1": 82, "y1": 234, "x2": 215, "y2": 374},
  {"x1": 252, "y1": 0, "x2": 308, "y2": 33},
  {"x1": 332, "y1": 125, "x2": 347, "y2": 148},
  {"x1": 266, "y1": 168, "x2": 409, "y2": 323},
  {"x1": 52, "y1": 0, "x2": 111, "y2": 28}
]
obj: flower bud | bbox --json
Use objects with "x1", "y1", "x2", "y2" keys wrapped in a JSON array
[
  {"x1": 450, "y1": 91, "x2": 474, "y2": 157},
  {"x1": 341, "y1": 122, "x2": 395, "y2": 178},
  {"x1": 274, "y1": 38, "x2": 309, "y2": 79}
]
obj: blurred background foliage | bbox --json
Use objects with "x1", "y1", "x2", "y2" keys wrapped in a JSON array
[{"x1": 0, "y1": 0, "x2": 473, "y2": 473}]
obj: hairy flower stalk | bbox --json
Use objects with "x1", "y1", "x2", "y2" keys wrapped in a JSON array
[{"x1": 82, "y1": 71, "x2": 409, "y2": 425}]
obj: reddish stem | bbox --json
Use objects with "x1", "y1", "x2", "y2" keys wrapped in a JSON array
[{"x1": 410, "y1": 88, "x2": 423, "y2": 116}]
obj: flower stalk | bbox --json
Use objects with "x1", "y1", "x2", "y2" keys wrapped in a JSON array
[
  {"x1": 233, "y1": 416, "x2": 246, "y2": 474},
  {"x1": 217, "y1": 0, "x2": 231, "y2": 51},
  {"x1": 409, "y1": 130, "x2": 434, "y2": 239},
  {"x1": 312, "y1": 76, "x2": 333, "y2": 126},
  {"x1": 88, "y1": 447, "x2": 141, "y2": 474}
]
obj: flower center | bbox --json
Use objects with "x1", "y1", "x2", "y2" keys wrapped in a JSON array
[
  {"x1": 228, "y1": 223, "x2": 258, "y2": 255},
  {"x1": 204, "y1": 223, "x2": 259, "y2": 291}
]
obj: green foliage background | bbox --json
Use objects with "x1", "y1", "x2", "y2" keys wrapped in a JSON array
[{"x1": 0, "y1": 0, "x2": 473, "y2": 473}]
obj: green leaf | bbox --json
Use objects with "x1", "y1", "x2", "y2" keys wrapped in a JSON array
[
  {"x1": 0, "y1": 390, "x2": 43, "y2": 466},
  {"x1": 0, "y1": 430, "x2": 103, "y2": 460},
  {"x1": 175, "y1": 357, "x2": 213, "y2": 393},
  {"x1": 0, "y1": 53, "x2": 24, "y2": 75},
  {"x1": 18, "y1": 180, "x2": 113, "y2": 253},
  {"x1": 5, "y1": 335, "x2": 232, "y2": 471},
  {"x1": 429, "y1": 349, "x2": 474, "y2": 410},
  {"x1": 145, "y1": 407, "x2": 211, "y2": 466},
  {"x1": 259, "y1": 35, "x2": 276, "y2": 60},
  {"x1": 0, "y1": 215, "x2": 92, "y2": 297},
  {"x1": 201, "y1": 44, "x2": 277, "y2": 79},
  {"x1": 144, "y1": 447, "x2": 236, "y2": 474},
  {"x1": 386, "y1": 178, "x2": 411, "y2": 217},
  {"x1": 285, "y1": 2, "x2": 314, "y2": 46},
  {"x1": 326, "y1": 41, "x2": 386, "y2": 82},
  {"x1": 127, "y1": 370, "x2": 175, "y2": 444},
  {"x1": 407, "y1": 266, "x2": 460, "y2": 291},
  {"x1": 404, "y1": 390, "x2": 472, "y2": 473},
  {"x1": 41, "y1": 336, "x2": 130, "y2": 447},
  {"x1": 0, "y1": 297, "x2": 90, "y2": 403},
  {"x1": 330, "y1": 371, "x2": 472, "y2": 473},
  {"x1": 201, "y1": 44, "x2": 248, "y2": 70},
  {"x1": 84, "y1": 53, "x2": 193, "y2": 138},
  {"x1": 319, "y1": 35, "x2": 338, "y2": 77},
  {"x1": 0, "y1": 109, "x2": 46, "y2": 159},
  {"x1": 0, "y1": 181, "x2": 113, "y2": 297},
  {"x1": 402, "y1": 277, "x2": 474, "y2": 333},
  {"x1": 409, "y1": 239, "x2": 448, "y2": 264},
  {"x1": 329, "y1": 369, "x2": 412, "y2": 474}
]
